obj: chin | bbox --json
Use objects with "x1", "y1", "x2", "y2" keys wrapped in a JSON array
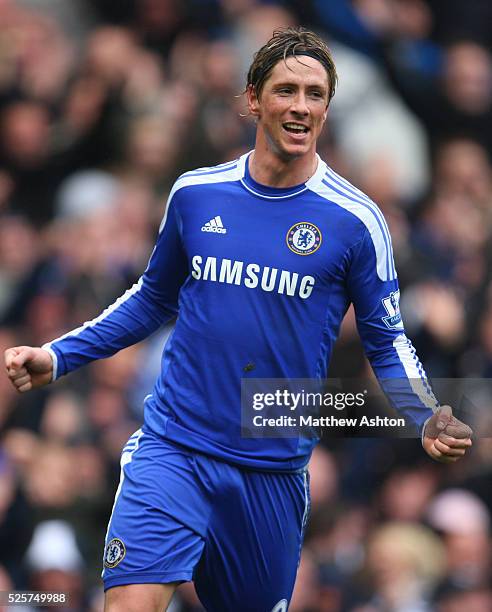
[
  {"x1": 281, "y1": 146, "x2": 311, "y2": 161},
  {"x1": 265, "y1": 128, "x2": 314, "y2": 161},
  {"x1": 275, "y1": 141, "x2": 311, "y2": 160}
]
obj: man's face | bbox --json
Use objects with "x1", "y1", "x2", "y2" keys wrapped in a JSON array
[{"x1": 248, "y1": 55, "x2": 330, "y2": 161}]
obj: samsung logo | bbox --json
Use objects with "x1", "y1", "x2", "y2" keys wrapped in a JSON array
[{"x1": 191, "y1": 256, "x2": 315, "y2": 299}]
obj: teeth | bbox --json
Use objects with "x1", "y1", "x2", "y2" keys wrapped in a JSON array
[{"x1": 284, "y1": 123, "x2": 307, "y2": 132}]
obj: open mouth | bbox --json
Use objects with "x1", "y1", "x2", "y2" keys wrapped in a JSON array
[{"x1": 283, "y1": 122, "x2": 309, "y2": 135}]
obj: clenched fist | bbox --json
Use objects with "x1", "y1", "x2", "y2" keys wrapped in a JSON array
[
  {"x1": 4, "y1": 346, "x2": 54, "y2": 393},
  {"x1": 423, "y1": 405, "x2": 473, "y2": 463}
]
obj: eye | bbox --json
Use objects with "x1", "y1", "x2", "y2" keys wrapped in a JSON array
[
  {"x1": 277, "y1": 87, "x2": 293, "y2": 95},
  {"x1": 309, "y1": 91, "x2": 324, "y2": 99}
]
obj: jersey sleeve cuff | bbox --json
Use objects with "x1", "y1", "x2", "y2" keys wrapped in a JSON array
[
  {"x1": 420, "y1": 415, "x2": 433, "y2": 447},
  {"x1": 41, "y1": 344, "x2": 59, "y2": 382}
]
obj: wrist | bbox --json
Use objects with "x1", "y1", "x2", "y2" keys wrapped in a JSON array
[
  {"x1": 421, "y1": 415, "x2": 433, "y2": 447},
  {"x1": 41, "y1": 344, "x2": 58, "y2": 382}
]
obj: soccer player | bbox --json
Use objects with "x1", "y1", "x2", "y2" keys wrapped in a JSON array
[{"x1": 5, "y1": 28, "x2": 472, "y2": 612}]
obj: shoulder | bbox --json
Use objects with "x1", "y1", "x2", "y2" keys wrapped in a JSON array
[
  {"x1": 310, "y1": 162, "x2": 396, "y2": 281},
  {"x1": 310, "y1": 163, "x2": 386, "y2": 233},
  {"x1": 170, "y1": 158, "x2": 242, "y2": 200}
]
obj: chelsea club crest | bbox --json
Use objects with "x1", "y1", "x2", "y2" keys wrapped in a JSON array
[
  {"x1": 286, "y1": 222, "x2": 322, "y2": 255},
  {"x1": 104, "y1": 537, "x2": 126, "y2": 568}
]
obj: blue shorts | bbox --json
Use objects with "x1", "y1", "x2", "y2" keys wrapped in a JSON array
[{"x1": 102, "y1": 427, "x2": 310, "y2": 611}]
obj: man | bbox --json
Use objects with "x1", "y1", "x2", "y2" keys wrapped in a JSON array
[{"x1": 5, "y1": 28, "x2": 472, "y2": 612}]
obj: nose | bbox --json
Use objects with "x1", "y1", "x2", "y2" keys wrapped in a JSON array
[{"x1": 290, "y1": 92, "x2": 309, "y2": 116}]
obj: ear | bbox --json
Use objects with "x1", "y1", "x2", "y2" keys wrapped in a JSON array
[{"x1": 247, "y1": 84, "x2": 261, "y2": 118}]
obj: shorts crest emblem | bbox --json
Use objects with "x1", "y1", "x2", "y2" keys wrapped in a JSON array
[
  {"x1": 104, "y1": 537, "x2": 126, "y2": 568},
  {"x1": 286, "y1": 222, "x2": 322, "y2": 255}
]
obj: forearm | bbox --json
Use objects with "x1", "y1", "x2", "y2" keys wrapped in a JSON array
[
  {"x1": 45, "y1": 186, "x2": 189, "y2": 379},
  {"x1": 368, "y1": 333, "x2": 438, "y2": 435},
  {"x1": 44, "y1": 280, "x2": 176, "y2": 379}
]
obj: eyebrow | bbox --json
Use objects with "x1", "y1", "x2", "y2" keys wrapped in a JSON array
[
  {"x1": 272, "y1": 81, "x2": 328, "y2": 90},
  {"x1": 271, "y1": 81, "x2": 329, "y2": 96}
]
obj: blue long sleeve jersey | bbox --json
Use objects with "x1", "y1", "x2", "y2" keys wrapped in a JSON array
[{"x1": 45, "y1": 153, "x2": 437, "y2": 471}]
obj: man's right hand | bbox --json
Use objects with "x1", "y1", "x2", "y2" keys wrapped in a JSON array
[{"x1": 4, "y1": 346, "x2": 54, "y2": 393}]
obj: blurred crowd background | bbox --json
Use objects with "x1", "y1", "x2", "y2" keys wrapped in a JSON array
[{"x1": 1, "y1": 0, "x2": 492, "y2": 610}]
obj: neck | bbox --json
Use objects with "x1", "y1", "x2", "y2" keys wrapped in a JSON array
[{"x1": 249, "y1": 134, "x2": 318, "y2": 188}]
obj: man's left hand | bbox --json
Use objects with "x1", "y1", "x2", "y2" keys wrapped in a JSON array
[{"x1": 423, "y1": 405, "x2": 473, "y2": 463}]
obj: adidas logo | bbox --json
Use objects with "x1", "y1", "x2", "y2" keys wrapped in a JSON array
[{"x1": 201, "y1": 215, "x2": 227, "y2": 234}]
